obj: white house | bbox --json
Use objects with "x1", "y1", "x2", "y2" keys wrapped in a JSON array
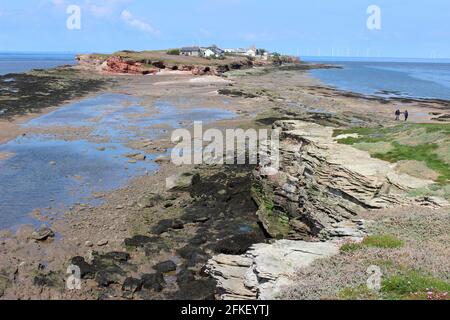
[
  {"x1": 202, "y1": 48, "x2": 216, "y2": 58},
  {"x1": 246, "y1": 48, "x2": 257, "y2": 57},
  {"x1": 201, "y1": 46, "x2": 225, "y2": 58},
  {"x1": 180, "y1": 47, "x2": 201, "y2": 57},
  {"x1": 224, "y1": 47, "x2": 258, "y2": 57}
]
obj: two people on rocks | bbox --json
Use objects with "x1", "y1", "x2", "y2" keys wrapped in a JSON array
[{"x1": 395, "y1": 109, "x2": 409, "y2": 121}]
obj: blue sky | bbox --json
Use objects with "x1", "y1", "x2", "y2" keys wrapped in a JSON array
[{"x1": 0, "y1": 0, "x2": 449, "y2": 58}]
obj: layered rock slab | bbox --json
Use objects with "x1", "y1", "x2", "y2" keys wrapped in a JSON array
[
  {"x1": 254, "y1": 120, "x2": 446, "y2": 240},
  {"x1": 205, "y1": 240, "x2": 338, "y2": 300}
]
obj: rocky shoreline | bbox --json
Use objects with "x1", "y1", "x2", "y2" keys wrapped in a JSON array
[
  {"x1": 0, "y1": 58, "x2": 449, "y2": 300},
  {"x1": 204, "y1": 119, "x2": 448, "y2": 300}
]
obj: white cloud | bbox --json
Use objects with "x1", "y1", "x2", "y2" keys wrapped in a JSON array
[{"x1": 120, "y1": 10, "x2": 159, "y2": 36}]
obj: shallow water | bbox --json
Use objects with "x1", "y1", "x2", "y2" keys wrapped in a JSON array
[
  {"x1": 0, "y1": 138, "x2": 158, "y2": 228},
  {"x1": 0, "y1": 93, "x2": 235, "y2": 230},
  {"x1": 306, "y1": 59, "x2": 450, "y2": 100},
  {"x1": 0, "y1": 52, "x2": 76, "y2": 75}
]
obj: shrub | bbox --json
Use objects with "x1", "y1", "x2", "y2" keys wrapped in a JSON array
[{"x1": 166, "y1": 49, "x2": 180, "y2": 55}]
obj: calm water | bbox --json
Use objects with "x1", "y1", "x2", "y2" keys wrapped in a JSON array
[
  {"x1": 0, "y1": 52, "x2": 76, "y2": 75},
  {"x1": 0, "y1": 93, "x2": 235, "y2": 229},
  {"x1": 305, "y1": 58, "x2": 450, "y2": 100}
]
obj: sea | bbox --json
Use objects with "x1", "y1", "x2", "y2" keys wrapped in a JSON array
[
  {"x1": 1, "y1": 53, "x2": 450, "y2": 101},
  {"x1": 303, "y1": 57, "x2": 450, "y2": 101},
  {"x1": 0, "y1": 52, "x2": 76, "y2": 75}
]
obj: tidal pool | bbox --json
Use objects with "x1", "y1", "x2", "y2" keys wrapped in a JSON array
[{"x1": 0, "y1": 93, "x2": 235, "y2": 229}]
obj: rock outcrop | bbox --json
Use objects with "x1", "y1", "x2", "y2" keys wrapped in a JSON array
[
  {"x1": 76, "y1": 54, "x2": 257, "y2": 76},
  {"x1": 205, "y1": 240, "x2": 339, "y2": 300},
  {"x1": 253, "y1": 120, "x2": 446, "y2": 240},
  {"x1": 205, "y1": 120, "x2": 448, "y2": 301},
  {"x1": 102, "y1": 56, "x2": 158, "y2": 75}
]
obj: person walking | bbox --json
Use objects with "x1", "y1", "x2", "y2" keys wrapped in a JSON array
[
  {"x1": 404, "y1": 110, "x2": 409, "y2": 121},
  {"x1": 395, "y1": 109, "x2": 401, "y2": 121}
]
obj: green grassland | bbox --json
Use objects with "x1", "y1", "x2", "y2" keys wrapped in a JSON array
[{"x1": 334, "y1": 123, "x2": 450, "y2": 199}]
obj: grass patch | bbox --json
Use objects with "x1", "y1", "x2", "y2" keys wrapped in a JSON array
[
  {"x1": 334, "y1": 123, "x2": 450, "y2": 184},
  {"x1": 340, "y1": 235, "x2": 404, "y2": 253},
  {"x1": 374, "y1": 143, "x2": 450, "y2": 183},
  {"x1": 338, "y1": 285, "x2": 381, "y2": 300},
  {"x1": 362, "y1": 235, "x2": 404, "y2": 249},
  {"x1": 382, "y1": 271, "x2": 450, "y2": 300},
  {"x1": 338, "y1": 272, "x2": 450, "y2": 300},
  {"x1": 340, "y1": 242, "x2": 364, "y2": 253}
]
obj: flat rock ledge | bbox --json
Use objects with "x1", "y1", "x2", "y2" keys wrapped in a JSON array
[{"x1": 205, "y1": 240, "x2": 339, "y2": 300}]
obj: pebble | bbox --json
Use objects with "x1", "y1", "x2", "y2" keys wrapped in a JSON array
[
  {"x1": 97, "y1": 239, "x2": 109, "y2": 246},
  {"x1": 85, "y1": 241, "x2": 94, "y2": 248}
]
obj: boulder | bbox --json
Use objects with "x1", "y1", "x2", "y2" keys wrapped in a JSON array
[
  {"x1": 122, "y1": 277, "x2": 143, "y2": 296},
  {"x1": 172, "y1": 279, "x2": 216, "y2": 300},
  {"x1": 155, "y1": 155, "x2": 171, "y2": 164},
  {"x1": 177, "y1": 269, "x2": 196, "y2": 287},
  {"x1": 151, "y1": 219, "x2": 184, "y2": 235},
  {"x1": 126, "y1": 153, "x2": 147, "y2": 161},
  {"x1": 97, "y1": 239, "x2": 109, "y2": 247},
  {"x1": 124, "y1": 235, "x2": 157, "y2": 248},
  {"x1": 153, "y1": 260, "x2": 177, "y2": 274},
  {"x1": 95, "y1": 271, "x2": 119, "y2": 287},
  {"x1": 31, "y1": 227, "x2": 55, "y2": 241},
  {"x1": 142, "y1": 273, "x2": 166, "y2": 292},
  {"x1": 102, "y1": 252, "x2": 130, "y2": 262},
  {"x1": 214, "y1": 234, "x2": 262, "y2": 255},
  {"x1": 166, "y1": 172, "x2": 200, "y2": 191},
  {"x1": 70, "y1": 256, "x2": 96, "y2": 279}
]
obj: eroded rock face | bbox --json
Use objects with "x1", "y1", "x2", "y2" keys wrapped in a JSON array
[
  {"x1": 205, "y1": 240, "x2": 339, "y2": 300},
  {"x1": 76, "y1": 54, "x2": 256, "y2": 76},
  {"x1": 253, "y1": 120, "x2": 446, "y2": 240},
  {"x1": 103, "y1": 56, "x2": 158, "y2": 75}
]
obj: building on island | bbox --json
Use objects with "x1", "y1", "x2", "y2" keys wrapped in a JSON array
[
  {"x1": 180, "y1": 45, "x2": 225, "y2": 58},
  {"x1": 180, "y1": 47, "x2": 201, "y2": 57},
  {"x1": 201, "y1": 46, "x2": 225, "y2": 58},
  {"x1": 246, "y1": 46, "x2": 257, "y2": 57},
  {"x1": 180, "y1": 45, "x2": 267, "y2": 59},
  {"x1": 224, "y1": 46, "x2": 267, "y2": 58}
]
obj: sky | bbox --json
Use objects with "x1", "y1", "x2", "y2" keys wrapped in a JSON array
[{"x1": 0, "y1": 0, "x2": 449, "y2": 59}]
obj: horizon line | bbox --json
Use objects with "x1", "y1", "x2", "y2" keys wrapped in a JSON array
[{"x1": 1, "y1": 50, "x2": 450, "y2": 61}]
